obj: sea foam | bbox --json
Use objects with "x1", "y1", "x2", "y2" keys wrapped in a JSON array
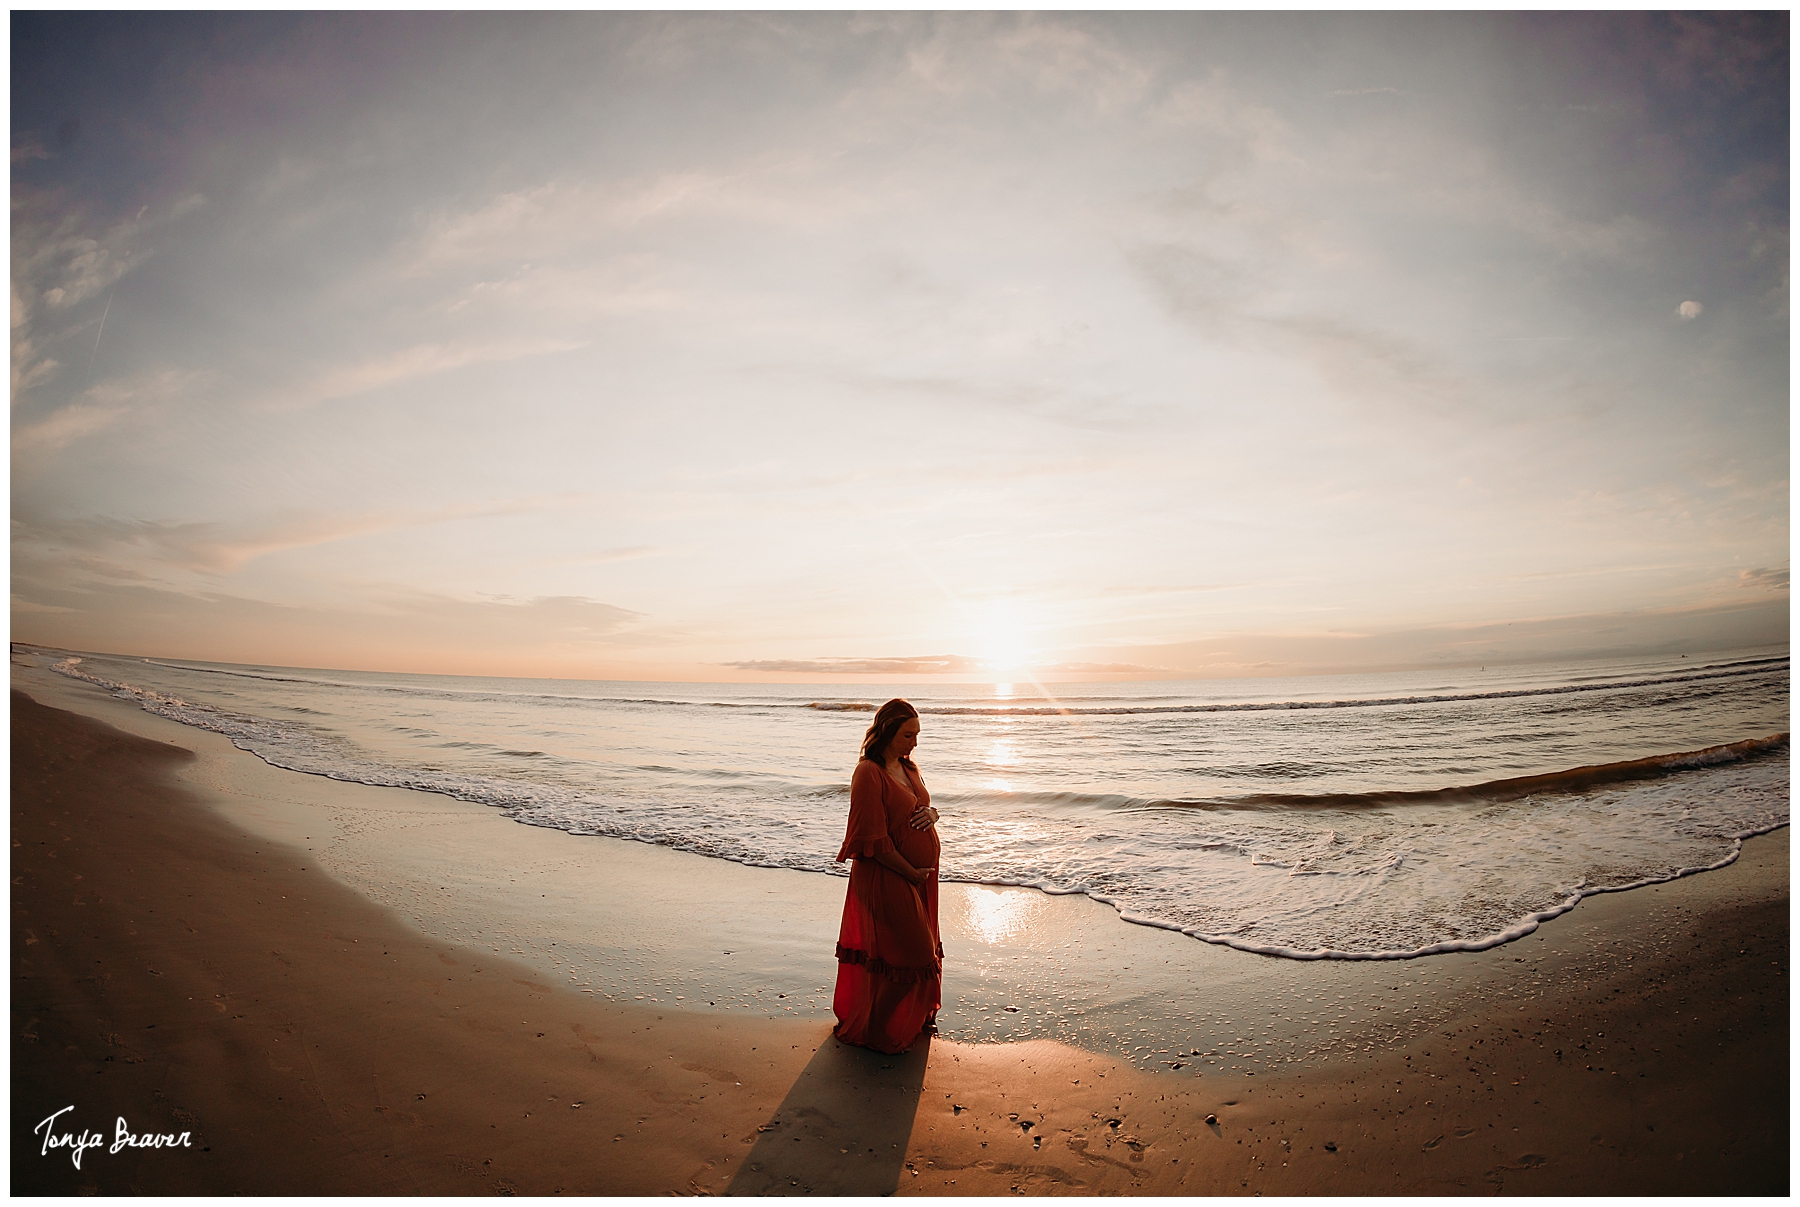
[{"x1": 45, "y1": 647, "x2": 1790, "y2": 961}]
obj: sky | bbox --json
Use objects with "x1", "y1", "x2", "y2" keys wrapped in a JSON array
[{"x1": 10, "y1": 12, "x2": 1790, "y2": 682}]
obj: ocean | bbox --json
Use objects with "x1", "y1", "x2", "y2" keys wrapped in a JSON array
[{"x1": 33, "y1": 645, "x2": 1788, "y2": 962}]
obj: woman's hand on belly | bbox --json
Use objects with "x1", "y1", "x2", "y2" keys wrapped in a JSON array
[{"x1": 909, "y1": 804, "x2": 938, "y2": 830}]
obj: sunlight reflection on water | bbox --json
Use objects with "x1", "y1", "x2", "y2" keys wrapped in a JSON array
[{"x1": 961, "y1": 885, "x2": 1046, "y2": 945}]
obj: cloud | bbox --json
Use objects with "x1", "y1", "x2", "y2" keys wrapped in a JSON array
[
  {"x1": 8, "y1": 14, "x2": 1787, "y2": 680},
  {"x1": 1121, "y1": 597, "x2": 1790, "y2": 676},
  {"x1": 406, "y1": 592, "x2": 641, "y2": 641},
  {"x1": 274, "y1": 337, "x2": 587, "y2": 410},
  {"x1": 17, "y1": 193, "x2": 204, "y2": 312},
  {"x1": 13, "y1": 494, "x2": 586, "y2": 575},
  {"x1": 1128, "y1": 243, "x2": 1247, "y2": 333},
  {"x1": 10, "y1": 578, "x2": 643, "y2": 673},
  {"x1": 1035, "y1": 660, "x2": 1165, "y2": 674},
  {"x1": 1151, "y1": 71, "x2": 1302, "y2": 167},
  {"x1": 1505, "y1": 562, "x2": 1686, "y2": 583},
  {"x1": 400, "y1": 177, "x2": 728, "y2": 275},
  {"x1": 1678, "y1": 299, "x2": 1704, "y2": 319},
  {"x1": 898, "y1": 14, "x2": 1153, "y2": 112},
  {"x1": 717, "y1": 655, "x2": 1199, "y2": 678},
  {"x1": 721, "y1": 654, "x2": 986, "y2": 675},
  {"x1": 1086, "y1": 582, "x2": 1254, "y2": 599},
  {"x1": 1739, "y1": 566, "x2": 1788, "y2": 591},
  {"x1": 12, "y1": 403, "x2": 128, "y2": 453},
  {"x1": 14, "y1": 356, "x2": 61, "y2": 393},
  {"x1": 1261, "y1": 311, "x2": 1468, "y2": 419},
  {"x1": 11, "y1": 597, "x2": 78, "y2": 614},
  {"x1": 12, "y1": 368, "x2": 209, "y2": 454},
  {"x1": 10, "y1": 191, "x2": 206, "y2": 397},
  {"x1": 543, "y1": 546, "x2": 661, "y2": 567}
]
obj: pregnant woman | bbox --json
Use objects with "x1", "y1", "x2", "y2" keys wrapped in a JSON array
[{"x1": 832, "y1": 698, "x2": 942, "y2": 1053}]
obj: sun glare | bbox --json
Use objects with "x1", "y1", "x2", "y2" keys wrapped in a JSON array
[
  {"x1": 961, "y1": 886, "x2": 1045, "y2": 945},
  {"x1": 972, "y1": 604, "x2": 1035, "y2": 681}
]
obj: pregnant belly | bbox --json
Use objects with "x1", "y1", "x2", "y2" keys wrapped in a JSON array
[{"x1": 895, "y1": 827, "x2": 939, "y2": 869}]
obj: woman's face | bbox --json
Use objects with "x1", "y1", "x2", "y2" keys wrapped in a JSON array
[{"x1": 891, "y1": 717, "x2": 921, "y2": 760}]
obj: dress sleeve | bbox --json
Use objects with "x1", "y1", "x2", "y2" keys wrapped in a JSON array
[{"x1": 836, "y1": 761, "x2": 896, "y2": 862}]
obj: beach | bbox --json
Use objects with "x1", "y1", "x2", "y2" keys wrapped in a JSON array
[{"x1": 11, "y1": 665, "x2": 1789, "y2": 1196}]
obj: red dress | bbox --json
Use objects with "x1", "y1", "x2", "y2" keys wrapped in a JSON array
[{"x1": 832, "y1": 758, "x2": 942, "y2": 1053}]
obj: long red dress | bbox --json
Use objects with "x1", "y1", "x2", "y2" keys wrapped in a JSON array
[{"x1": 832, "y1": 758, "x2": 942, "y2": 1053}]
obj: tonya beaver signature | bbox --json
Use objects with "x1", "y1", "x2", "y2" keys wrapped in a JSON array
[{"x1": 34, "y1": 1105, "x2": 193, "y2": 1170}]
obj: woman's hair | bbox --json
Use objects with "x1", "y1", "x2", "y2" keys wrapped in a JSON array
[{"x1": 860, "y1": 698, "x2": 919, "y2": 764}]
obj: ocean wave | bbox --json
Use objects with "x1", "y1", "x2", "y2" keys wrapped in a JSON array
[
  {"x1": 893, "y1": 661, "x2": 1787, "y2": 717},
  {"x1": 1159, "y1": 817, "x2": 1791, "y2": 961},
  {"x1": 925, "y1": 734, "x2": 1790, "y2": 814},
  {"x1": 39, "y1": 645, "x2": 1786, "y2": 721},
  {"x1": 42, "y1": 649, "x2": 1790, "y2": 964},
  {"x1": 64, "y1": 655, "x2": 785, "y2": 712},
  {"x1": 1162, "y1": 733, "x2": 1791, "y2": 811},
  {"x1": 847, "y1": 804, "x2": 1788, "y2": 963}
]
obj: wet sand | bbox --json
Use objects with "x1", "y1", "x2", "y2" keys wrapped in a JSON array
[{"x1": 10, "y1": 681, "x2": 1788, "y2": 1195}]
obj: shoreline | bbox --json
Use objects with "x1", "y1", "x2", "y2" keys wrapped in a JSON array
[
  {"x1": 11, "y1": 672, "x2": 1789, "y2": 1194},
  {"x1": 33, "y1": 646, "x2": 1788, "y2": 971}
]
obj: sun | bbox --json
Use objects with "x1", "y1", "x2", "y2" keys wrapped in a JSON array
[{"x1": 971, "y1": 604, "x2": 1034, "y2": 678}]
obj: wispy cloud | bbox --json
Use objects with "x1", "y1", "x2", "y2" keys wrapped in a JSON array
[
  {"x1": 721, "y1": 654, "x2": 987, "y2": 675},
  {"x1": 272, "y1": 338, "x2": 587, "y2": 410},
  {"x1": 398, "y1": 176, "x2": 733, "y2": 276},
  {"x1": 14, "y1": 494, "x2": 587, "y2": 575},
  {"x1": 16, "y1": 192, "x2": 204, "y2": 312},
  {"x1": 1036, "y1": 660, "x2": 1165, "y2": 674},
  {"x1": 1739, "y1": 566, "x2": 1788, "y2": 591},
  {"x1": 1084, "y1": 582, "x2": 1256, "y2": 599},
  {"x1": 8, "y1": 577, "x2": 644, "y2": 671},
  {"x1": 1152, "y1": 71, "x2": 1302, "y2": 166},
  {"x1": 543, "y1": 546, "x2": 661, "y2": 567},
  {"x1": 10, "y1": 192, "x2": 206, "y2": 397},
  {"x1": 1505, "y1": 563, "x2": 1688, "y2": 582},
  {"x1": 897, "y1": 13, "x2": 1153, "y2": 112},
  {"x1": 393, "y1": 590, "x2": 641, "y2": 641},
  {"x1": 12, "y1": 402, "x2": 127, "y2": 452},
  {"x1": 13, "y1": 368, "x2": 207, "y2": 453}
]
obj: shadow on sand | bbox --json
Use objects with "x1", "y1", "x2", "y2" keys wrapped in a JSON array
[{"x1": 727, "y1": 1034, "x2": 932, "y2": 1195}]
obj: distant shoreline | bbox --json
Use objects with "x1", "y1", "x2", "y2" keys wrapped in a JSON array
[{"x1": 12, "y1": 638, "x2": 1792, "y2": 688}]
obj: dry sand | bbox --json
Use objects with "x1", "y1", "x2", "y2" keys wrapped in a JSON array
[{"x1": 10, "y1": 680, "x2": 1789, "y2": 1195}]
